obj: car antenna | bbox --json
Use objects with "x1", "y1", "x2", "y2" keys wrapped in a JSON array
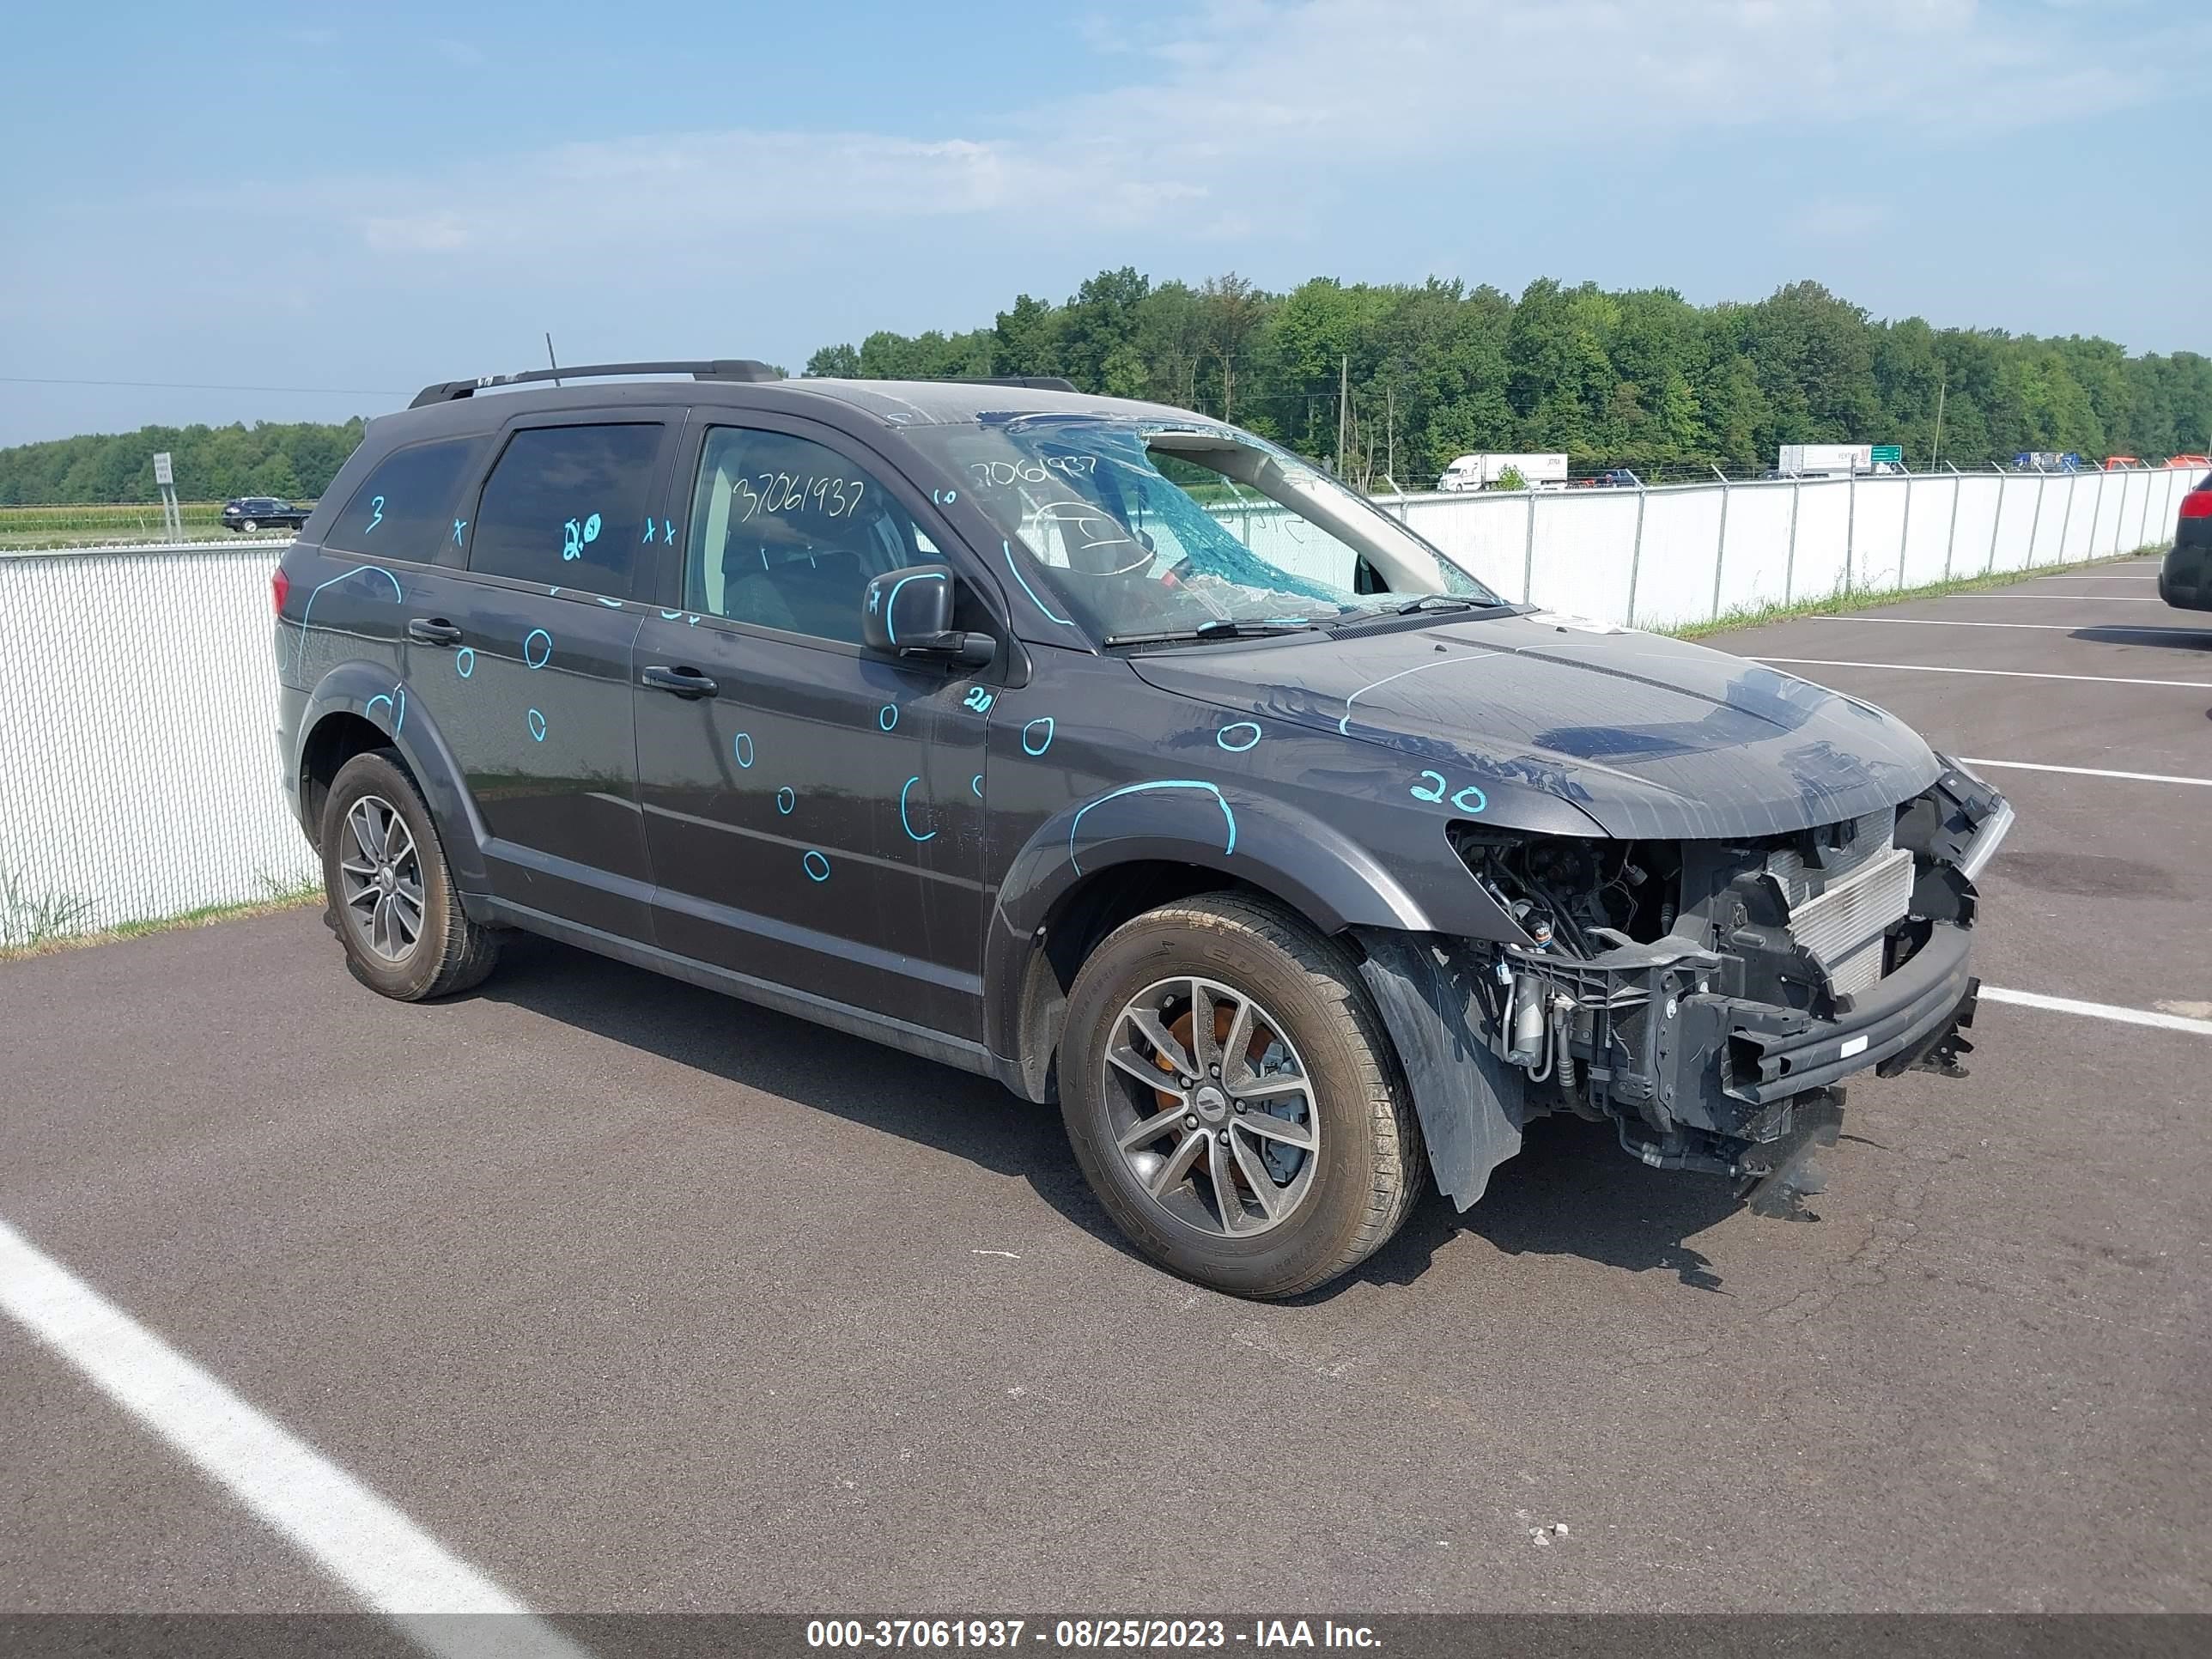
[{"x1": 544, "y1": 331, "x2": 562, "y2": 387}]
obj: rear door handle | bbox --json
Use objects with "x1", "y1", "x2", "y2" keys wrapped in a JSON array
[
  {"x1": 641, "y1": 665, "x2": 718, "y2": 699},
  {"x1": 407, "y1": 617, "x2": 463, "y2": 647}
]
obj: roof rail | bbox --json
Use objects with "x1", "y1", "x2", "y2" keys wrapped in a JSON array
[
  {"x1": 408, "y1": 359, "x2": 782, "y2": 409},
  {"x1": 948, "y1": 375, "x2": 1080, "y2": 393}
]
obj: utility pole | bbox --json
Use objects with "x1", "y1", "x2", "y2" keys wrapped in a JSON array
[
  {"x1": 1386, "y1": 386, "x2": 1395, "y2": 487},
  {"x1": 1337, "y1": 354, "x2": 1349, "y2": 477},
  {"x1": 1929, "y1": 373, "x2": 1946, "y2": 472}
]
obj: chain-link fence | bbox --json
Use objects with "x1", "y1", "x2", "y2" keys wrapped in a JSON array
[
  {"x1": 0, "y1": 459, "x2": 2196, "y2": 950},
  {"x1": 0, "y1": 544, "x2": 315, "y2": 949}
]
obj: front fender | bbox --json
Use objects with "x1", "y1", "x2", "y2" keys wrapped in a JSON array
[{"x1": 301, "y1": 660, "x2": 490, "y2": 890}]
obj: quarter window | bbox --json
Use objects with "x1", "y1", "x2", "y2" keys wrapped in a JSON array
[
  {"x1": 685, "y1": 428, "x2": 939, "y2": 644},
  {"x1": 467, "y1": 424, "x2": 664, "y2": 592},
  {"x1": 327, "y1": 438, "x2": 484, "y2": 560}
]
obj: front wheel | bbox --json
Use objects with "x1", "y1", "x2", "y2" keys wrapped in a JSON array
[
  {"x1": 319, "y1": 749, "x2": 500, "y2": 1000},
  {"x1": 240, "y1": 519, "x2": 258, "y2": 532},
  {"x1": 1060, "y1": 895, "x2": 1425, "y2": 1298}
]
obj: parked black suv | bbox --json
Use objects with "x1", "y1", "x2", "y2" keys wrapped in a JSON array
[
  {"x1": 224, "y1": 495, "x2": 311, "y2": 533},
  {"x1": 273, "y1": 361, "x2": 2010, "y2": 1297},
  {"x1": 2160, "y1": 471, "x2": 2212, "y2": 611}
]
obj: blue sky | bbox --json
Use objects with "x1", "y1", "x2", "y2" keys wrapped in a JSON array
[{"x1": 2, "y1": 0, "x2": 2203, "y2": 448}]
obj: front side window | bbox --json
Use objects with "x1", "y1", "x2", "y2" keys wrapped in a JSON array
[
  {"x1": 903, "y1": 418, "x2": 1493, "y2": 642},
  {"x1": 327, "y1": 438, "x2": 483, "y2": 559},
  {"x1": 685, "y1": 427, "x2": 941, "y2": 643},
  {"x1": 467, "y1": 423, "x2": 663, "y2": 592}
]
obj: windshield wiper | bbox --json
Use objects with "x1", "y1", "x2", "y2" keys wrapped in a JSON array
[
  {"x1": 1393, "y1": 595, "x2": 1489, "y2": 615},
  {"x1": 1327, "y1": 595, "x2": 1517, "y2": 627},
  {"x1": 1103, "y1": 618, "x2": 1319, "y2": 647}
]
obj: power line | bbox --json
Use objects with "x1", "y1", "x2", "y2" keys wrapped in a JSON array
[{"x1": 0, "y1": 376, "x2": 403, "y2": 397}]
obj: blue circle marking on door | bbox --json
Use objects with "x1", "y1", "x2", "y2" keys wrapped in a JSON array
[
  {"x1": 803, "y1": 850, "x2": 830, "y2": 882},
  {"x1": 878, "y1": 704, "x2": 898, "y2": 732},
  {"x1": 899, "y1": 776, "x2": 936, "y2": 842},
  {"x1": 733, "y1": 732, "x2": 754, "y2": 769},
  {"x1": 776, "y1": 787, "x2": 795, "y2": 815},
  {"x1": 455, "y1": 647, "x2": 475, "y2": 678},
  {"x1": 1216, "y1": 721, "x2": 1261, "y2": 752},
  {"x1": 1021, "y1": 716, "x2": 1055, "y2": 756},
  {"x1": 523, "y1": 628, "x2": 552, "y2": 668},
  {"x1": 526, "y1": 708, "x2": 547, "y2": 743}
]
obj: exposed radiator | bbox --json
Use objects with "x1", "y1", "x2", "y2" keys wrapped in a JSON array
[{"x1": 1778, "y1": 842, "x2": 1915, "y2": 996}]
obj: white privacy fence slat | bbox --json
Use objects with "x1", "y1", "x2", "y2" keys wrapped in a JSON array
[{"x1": 0, "y1": 465, "x2": 2194, "y2": 943}]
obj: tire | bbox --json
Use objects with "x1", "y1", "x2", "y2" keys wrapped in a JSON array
[
  {"x1": 319, "y1": 749, "x2": 500, "y2": 1000},
  {"x1": 241, "y1": 520, "x2": 258, "y2": 532},
  {"x1": 1060, "y1": 894, "x2": 1425, "y2": 1299}
]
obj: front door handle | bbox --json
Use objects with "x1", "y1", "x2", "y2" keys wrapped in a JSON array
[
  {"x1": 641, "y1": 665, "x2": 719, "y2": 699},
  {"x1": 407, "y1": 617, "x2": 463, "y2": 647}
]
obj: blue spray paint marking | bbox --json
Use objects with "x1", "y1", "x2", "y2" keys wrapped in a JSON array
[
  {"x1": 452, "y1": 518, "x2": 467, "y2": 546},
  {"x1": 455, "y1": 647, "x2": 475, "y2": 678},
  {"x1": 660, "y1": 610, "x2": 684, "y2": 621},
  {"x1": 732, "y1": 732, "x2": 754, "y2": 769},
  {"x1": 882, "y1": 569, "x2": 946, "y2": 644},
  {"x1": 1069, "y1": 781, "x2": 1237, "y2": 874},
  {"x1": 776, "y1": 787, "x2": 795, "y2": 815},
  {"x1": 963, "y1": 686, "x2": 994, "y2": 714},
  {"x1": 898, "y1": 776, "x2": 936, "y2": 842},
  {"x1": 527, "y1": 708, "x2": 547, "y2": 743},
  {"x1": 562, "y1": 513, "x2": 601, "y2": 561},
  {"x1": 970, "y1": 774, "x2": 983, "y2": 799},
  {"x1": 523, "y1": 628, "x2": 552, "y2": 668},
  {"x1": 394, "y1": 686, "x2": 405, "y2": 733},
  {"x1": 1021, "y1": 716, "x2": 1055, "y2": 757},
  {"x1": 366, "y1": 496, "x2": 384, "y2": 532},
  {"x1": 932, "y1": 488, "x2": 959, "y2": 505},
  {"x1": 802, "y1": 850, "x2": 830, "y2": 882},
  {"x1": 1339, "y1": 652, "x2": 1501, "y2": 735},
  {"x1": 878, "y1": 704, "x2": 899, "y2": 732},
  {"x1": 549, "y1": 586, "x2": 561, "y2": 597},
  {"x1": 1411, "y1": 771, "x2": 1488, "y2": 813},
  {"x1": 365, "y1": 693, "x2": 393, "y2": 721},
  {"x1": 641, "y1": 519, "x2": 656, "y2": 544},
  {"x1": 292, "y1": 563, "x2": 404, "y2": 673},
  {"x1": 1004, "y1": 540, "x2": 1074, "y2": 627},
  {"x1": 686, "y1": 615, "x2": 699, "y2": 626},
  {"x1": 595, "y1": 596, "x2": 623, "y2": 609},
  {"x1": 1216, "y1": 721, "x2": 1262, "y2": 752},
  {"x1": 664, "y1": 519, "x2": 675, "y2": 544}
]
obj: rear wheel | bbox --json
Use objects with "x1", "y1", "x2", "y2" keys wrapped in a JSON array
[
  {"x1": 240, "y1": 519, "x2": 258, "y2": 532},
  {"x1": 319, "y1": 750, "x2": 499, "y2": 1000},
  {"x1": 1060, "y1": 894, "x2": 1425, "y2": 1298}
]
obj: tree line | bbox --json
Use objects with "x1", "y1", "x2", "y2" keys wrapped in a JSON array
[
  {"x1": 6, "y1": 275, "x2": 2204, "y2": 504},
  {"x1": 804, "y1": 272, "x2": 2212, "y2": 486},
  {"x1": 0, "y1": 419, "x2": 367, "y2": 506}
]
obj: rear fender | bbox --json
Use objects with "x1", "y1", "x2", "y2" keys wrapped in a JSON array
[{"x1": 301, "y1": 661, "x2": 489, "y2": 891}]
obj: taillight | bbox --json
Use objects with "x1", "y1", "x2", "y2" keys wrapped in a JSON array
[
  {"x1": 271, "y1": 568, "x2": 290, "y2": 615},
  {"x1": 2180, "y1": 490, "x2": 2212, "y2": 520}
]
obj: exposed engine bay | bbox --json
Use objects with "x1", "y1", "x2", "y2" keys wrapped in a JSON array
[{"x1": 1363, "y1": 760, "x2": 2013, "y2": 1218}]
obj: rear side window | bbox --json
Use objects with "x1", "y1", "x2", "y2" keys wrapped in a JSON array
[
  {"x1": 327, "y1": 438, "x2": 482, "y2": 558},
  {"x1": 467, "y1": 423, "x2": 663, "y2": 592}
]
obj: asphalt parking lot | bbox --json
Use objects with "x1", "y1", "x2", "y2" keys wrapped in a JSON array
[{"x1": 3, "y1": 555, "x2": 2207, "y2": 1622}]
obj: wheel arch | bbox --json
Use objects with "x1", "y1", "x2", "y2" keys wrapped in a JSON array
[{"x1": 296, "y1": 662, "x2": 490, "y2": 890}]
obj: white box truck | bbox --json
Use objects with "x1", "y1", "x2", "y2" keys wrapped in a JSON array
[
  {"x1": 1436, "y1": 453, "x2": 1570, "y2": 492},
  {"x1": 1777, "y1": 443, "x2": 1873, "y2": 477}
]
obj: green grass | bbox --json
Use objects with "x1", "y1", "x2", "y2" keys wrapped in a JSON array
[
  {"x1": 1667, "y1": 545, "x2": 2160, "y2": 639},
  {"x1": 0, "y1": 876, "x2": 322, "y2": 961},
  {"x1": 0, "y1": 501, "x2": 294, "y2": 551}
]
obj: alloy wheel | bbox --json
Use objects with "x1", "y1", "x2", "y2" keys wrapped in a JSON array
[{"x1": 337, "y1": 793, "x2": 425, "y2": 963}]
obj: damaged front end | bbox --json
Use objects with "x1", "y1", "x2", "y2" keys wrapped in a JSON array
[{"x1": 1358, "y1": 760, "x2": 2012, "y2": 1218}]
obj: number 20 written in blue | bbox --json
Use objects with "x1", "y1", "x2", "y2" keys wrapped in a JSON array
[{"x1": 1411, "y1": 770, "x2": 1487, "y2": 813}]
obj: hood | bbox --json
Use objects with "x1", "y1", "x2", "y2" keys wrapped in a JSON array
[{"x1": 1125, "y1": 611, "x2": 1943, "y2": 841}]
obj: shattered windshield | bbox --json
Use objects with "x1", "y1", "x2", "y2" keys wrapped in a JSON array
[{"x1": 903, "y1": 416, "x2": 1499, "y2": 642}]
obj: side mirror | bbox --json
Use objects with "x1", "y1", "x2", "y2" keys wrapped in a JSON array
[{"x1": 862, "y1": 566, "x2": 995, "y2": 666}]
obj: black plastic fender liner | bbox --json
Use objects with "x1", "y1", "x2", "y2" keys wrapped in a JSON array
[{"x1": 1352, "y1": 930, "x2": 1527, "y2": 1211}]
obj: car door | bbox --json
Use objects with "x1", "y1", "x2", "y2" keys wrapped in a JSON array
[
  {"x1": 406, "y1": 411, "x2": 678, "y2": 942},
  {"x1": 632, "y1": 411, "x2": 993, "y2": 1042}
]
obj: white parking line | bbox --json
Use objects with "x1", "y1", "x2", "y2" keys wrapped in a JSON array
[
  {"x1": 1983, "y1": 987, "x2": 2212, "y2": 1037},
  {"x1": 1960, "y1": 757, "x2": 2212, "y2": 788},
  {"x1": 1965, "y1": 593, "x2": 2165, "y2": 602},
  {"x1": 1752, "y1": 658, "x2": 2212, "y2": 689},
  {"x1": 1808, "y1": 617, "x2": 2203, "y2": 635},
  {"x1": 0, "y1": 1217, "x2": 589, "y2": 1659}
]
